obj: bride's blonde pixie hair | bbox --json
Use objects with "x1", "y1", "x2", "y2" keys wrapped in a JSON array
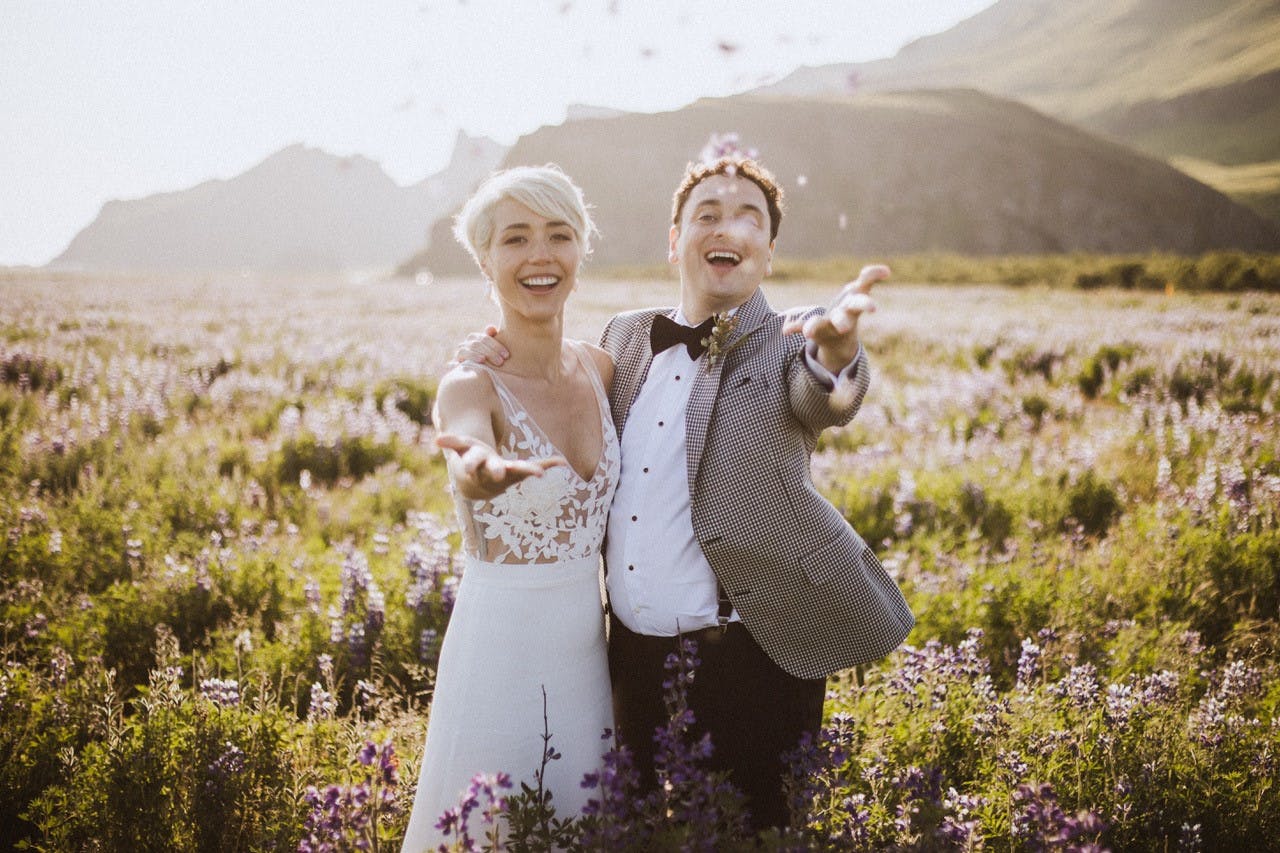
[{"x1": 453, "y1": 164, "x2": 598, "y2": 268}]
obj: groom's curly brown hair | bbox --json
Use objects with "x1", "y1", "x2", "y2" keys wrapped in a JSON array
[{"x1": 671, "y1": 156, "x2": 785, "y2": 242}]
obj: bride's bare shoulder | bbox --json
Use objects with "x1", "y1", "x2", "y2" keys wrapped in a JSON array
[
  {"x1": 571, "y1": 340, "x2": 615, "y2": 390},
  {"x1": 435, "y1": 364, "x2": 499, "y2": 415}
]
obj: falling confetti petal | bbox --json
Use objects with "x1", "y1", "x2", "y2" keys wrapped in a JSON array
[
  {"x1": 717, "y1": 41, "x2": 740, "y2": 54},
  {"x1": 699, "y1": 132, "x2": 759, "y2": 163},
  {"x1": 838, "y1": 212, "x2": 849, "y2": 230},
  {"x1": 796, "y1": 175, "x2": 808, "y2": 187}
]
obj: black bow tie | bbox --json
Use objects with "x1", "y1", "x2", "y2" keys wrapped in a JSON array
[{"x1": 650, "y1": 314, "x2": 716, "y2": 359}]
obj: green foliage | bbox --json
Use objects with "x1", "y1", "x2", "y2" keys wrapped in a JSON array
[
  {"x1": 271, "y1": 433, "x2": 400, "y2": 489},
  {"x1": 1063, "y1": 471, "x2": 1123, "y2": 537},
  {"x1": 373, "y1": 377, "x2": 436, "y2": 426}
]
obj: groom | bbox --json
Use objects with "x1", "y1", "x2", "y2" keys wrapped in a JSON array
[{"x1": 598, "y1": 156, "x2": 913, "y2": 830}]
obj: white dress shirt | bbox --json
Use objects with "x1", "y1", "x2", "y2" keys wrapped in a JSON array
[{"x1": 605, "y1": 308, "x2": 855, "y2": 637}]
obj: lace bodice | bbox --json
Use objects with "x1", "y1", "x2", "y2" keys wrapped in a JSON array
[{"x1": 450, "y1": 341, "x2": 620, "y2": 564}]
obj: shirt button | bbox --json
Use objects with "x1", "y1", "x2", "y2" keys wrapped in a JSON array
[
  {"x1": 658, "y1": 420, "x2": 664, "y2": 427},
  {"x1": 628, "y1": 564, "x2": 635, "y2": 571},
  {"x1": 643, "y1": 467, "x2": 649, "y2": 473},
  {"x1": 631, "y1": 515, "x2": 637, "y2": 522}
]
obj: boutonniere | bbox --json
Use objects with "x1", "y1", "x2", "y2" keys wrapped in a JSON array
[{"x1": 701, "y1": 312, "x2": 742, "y2": 369}]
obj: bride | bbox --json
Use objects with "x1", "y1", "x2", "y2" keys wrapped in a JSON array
[{"x1": 401, "y1": 165, "x2": 618, "y2": 850}]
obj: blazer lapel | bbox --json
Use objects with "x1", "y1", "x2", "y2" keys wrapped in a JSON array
[
  {"x1": 684, "y1": 289, "x2": 772, "y2": 490},
  {"x1": 613, "y1": 309, "x2": 669, "y2": 437}
]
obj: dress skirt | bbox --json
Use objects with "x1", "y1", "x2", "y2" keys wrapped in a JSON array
[{"x1": 401, "y1": 554, "x2": 613, "y2": 851}]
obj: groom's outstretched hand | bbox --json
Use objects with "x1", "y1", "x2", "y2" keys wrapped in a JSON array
[
  {"x1": 435, "y1": 433, "x2": 565, "y2": 500},
  {"x1": 451, "y1": 325, "x2": 509, "y2": 367},
  {"x1": 782, "y1": 264, "x2": 888, "y2": 375}
]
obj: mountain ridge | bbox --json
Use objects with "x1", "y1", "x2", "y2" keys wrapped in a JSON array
[
  {"x1": 51, "y1": 133, "x2": 505, "y2": 274},
  {"x1": 407, "y1": 89, "x2": 1279, "y2": 276}
]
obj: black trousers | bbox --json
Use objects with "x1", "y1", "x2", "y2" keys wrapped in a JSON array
[{"x1": 608, "y1": 615, "x2": 826, "y2": 831}]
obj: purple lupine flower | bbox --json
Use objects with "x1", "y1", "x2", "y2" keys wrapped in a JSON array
[
  {"x1": 328, "y1": 605, "x2": 344, "y2": 645},
  {"x1": 193, "y1": 549, "x2": 213, "y2": 592},
  {"x1": 579, "y1": 730, "x2": 644, "y2": 847},
  {"x1": 404, "y1": 515, "x2": 453, "y2": 612},
  {"x1": 1177, "y1": 822, "x2": 1203, "y2": 853},
  {"x1": 1017, "y1": 637, "x2": 1042, "y2": 690},
  {"x1": 440, "y1": 575, "x2": 460, "y2": 616},
  {"x1": 308, "y1": 683, "x2": 336, "y2": 721},
  {"x1": 348, "y1": 622, "x2": 368, "y2": 666},
  {"x1": 299, "y1": 741, "x2": 401, "y2": 852},
  {"x1": 304, "y1": 577, "x2": 322, "y2": 614},
  {"x1": 1012, "y1": 782, "x2": 1108, "y2": 852},
  {"x1": 48, "y1": 647, "x2": 73, "y2": 686},
  {"x1": 354, "y1": 679, "x2": 377, "y2": 710},
  {"x1": 648, "y1": 637, "x2": 748, "y2": 843},
  {"x1": 365, "y1": 583, "x2": 385, "y2": 635},
  {"x1": 339, "y1": 549, "x2": 373, "y2": 615},
  {"x1": 938, "y1": 787, "x2": 986, "y2": 846},
  {"x1": 1103, "y1": 683, "x2": 1137, "y2": 728},
  {"x1": 434, "y1": 771, "x2": 512, "y2": 849},
  {"x1": 207, "y1": 741, "x2": 247, "y2": 788},
  {"x1": 418, "y1": 628, "x2": 439, "y2": 663},
  {"x1": 1051, "y1": 664, "x2": 1100, "y2": 708},
  {"x1": 199, "y1": 677, "x2": 241, "y2": 708},
  {"x1": 1215, "y1": 660, "x2": 1262, "y2": 703},
  {"x1": 1138, "y1": 670, "x2": 1181, "y2": 705}
]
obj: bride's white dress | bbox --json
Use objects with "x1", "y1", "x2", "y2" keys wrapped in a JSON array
[{"x1": 401, "y1": 341, "x2": 619, "y2": 851}]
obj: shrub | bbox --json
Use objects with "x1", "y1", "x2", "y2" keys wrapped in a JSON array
[
  {"x1": 271, "y1": 433, "x2": 399, "y2": 489},
  {"x1": 1064, "y1": 471, "x2": 1122, "y2": 537},
  {"x1": 0, "y1": 352, "x2": 63, "y2": 392}
]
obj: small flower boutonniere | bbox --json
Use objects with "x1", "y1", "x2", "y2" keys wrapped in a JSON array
[{"x1": 701, "y1": 312, "x2": 741, "y2": 369}]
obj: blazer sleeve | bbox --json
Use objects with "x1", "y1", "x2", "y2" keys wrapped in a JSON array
[{"x1": 787, "y1": 334, "x2": 871, "y2": 432}]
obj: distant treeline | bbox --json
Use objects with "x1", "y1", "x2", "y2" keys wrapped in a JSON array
[{"x1": 598, "y1": 252, "x2": 1280, "y2": 293}]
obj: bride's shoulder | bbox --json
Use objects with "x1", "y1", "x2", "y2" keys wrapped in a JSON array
[
  {"x1": 568, "y1": 339, "x2": 615, "y2": 387},
  {"x1": 436, "y1": 363, "x2": 499, "y2": 410}
]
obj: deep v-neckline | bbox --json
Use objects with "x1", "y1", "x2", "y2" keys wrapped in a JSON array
[{"x1": 483, "y1": 350, "x2": 609, "y2": 485}]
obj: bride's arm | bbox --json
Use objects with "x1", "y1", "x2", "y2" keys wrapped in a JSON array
[{"x1": 433, "y1": 368, "x2": 563, "y2": 500}]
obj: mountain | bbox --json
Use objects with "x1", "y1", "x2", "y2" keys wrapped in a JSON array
[
  {"x1": 406, "y1": 90, "x2": 1280, "y2": 276},
  {"x1": 758, "y1": 0, "x2": 1280, "y2": 224},
  {"x1": 51, "y1": 132, "x2": 505, "y2": 273}
]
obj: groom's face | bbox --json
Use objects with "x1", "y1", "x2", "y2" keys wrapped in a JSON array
[{"x1": 669, "y1": 174, "x2": 775, "y2": 318}]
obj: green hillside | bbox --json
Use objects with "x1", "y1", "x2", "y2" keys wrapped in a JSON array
[
  {"x1": 760, "y1": 0, "x2": 1280, "y2": 223},
  {"x1": 407, "y1": 89, "x2": 1278, "y2": 275}
]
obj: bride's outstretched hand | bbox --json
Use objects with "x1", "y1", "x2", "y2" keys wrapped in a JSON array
[
  {"x1": 435, "y1": 433, "x2": 565, "y2": 499},
  {"x1": 451, "y1": 325, "x2": 509, "y2": 367}
]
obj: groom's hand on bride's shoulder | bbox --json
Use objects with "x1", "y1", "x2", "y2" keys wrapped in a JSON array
[
  {"x1": 435, "y1": 433, "x2": 565, "y2": 499},
  {"x1": 450, "y1": 325, "x2": 509, "y2": 367}
]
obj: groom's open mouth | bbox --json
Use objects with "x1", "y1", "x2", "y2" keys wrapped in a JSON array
[
  {"x1": 704, "y1": 250, "x2": 741, "y2": 269},
  {"x1": 519, "y1": 275, "x2": 561, "y2": 293}
]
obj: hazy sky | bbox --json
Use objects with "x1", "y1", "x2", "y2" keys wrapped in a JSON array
[{"x1": 1, "y1": 0, "x2": 996, "y2": 267}]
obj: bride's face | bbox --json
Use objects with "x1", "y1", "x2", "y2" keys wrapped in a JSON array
[{"x1": 481, "y1": 197, "x2": 581, "y2": 321}]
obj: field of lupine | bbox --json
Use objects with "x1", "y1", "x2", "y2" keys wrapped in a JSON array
[{"x1": 2, "y1": 269, "x2": 1278, "y2": 851}]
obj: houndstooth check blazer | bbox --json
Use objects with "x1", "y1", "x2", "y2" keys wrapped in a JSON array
[{"x1": 599, "y1": 288, "x2": 913, "y2": 679}]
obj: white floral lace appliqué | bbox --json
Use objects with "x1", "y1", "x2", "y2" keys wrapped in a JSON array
[{"x1": 458, "y1": 382, "x2": 618, "y2": 564}]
